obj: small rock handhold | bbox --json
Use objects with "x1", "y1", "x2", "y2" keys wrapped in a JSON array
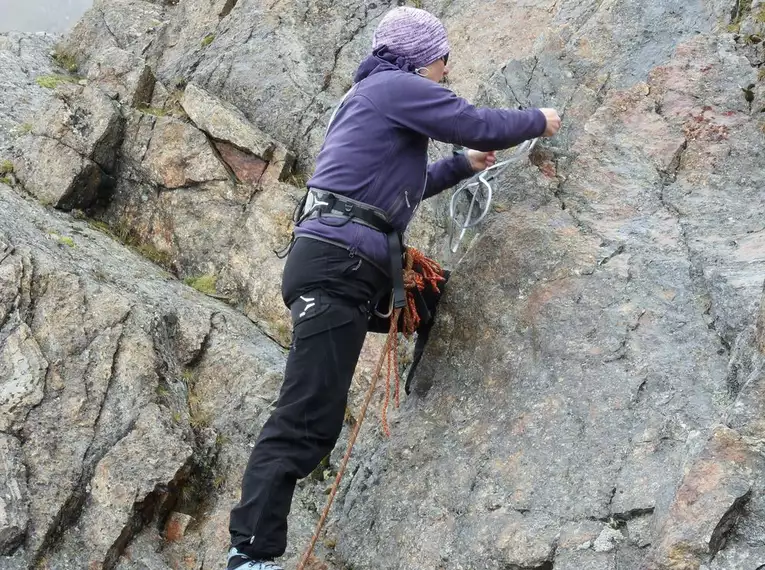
[
  {"x1": 164, "y1": 511, "x2": 194, "y2": 542},
  {"x1": 180, "y1": 83, "x2": 276, "y2": 160},
  {"x1": 179, "y1": 82, "x2": 294, "y2": 183},
  {"x1": 592, "y1": 526, "x2": 624, "y2": 552},
  {"x1": 0, "y1": 435, "x2": 29, "y2": 555},
  {"x1": 213, "y1": 140, "x2": 268, "y2": 185}
]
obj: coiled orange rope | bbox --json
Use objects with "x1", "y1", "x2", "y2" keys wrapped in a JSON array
[{"x1": 381, "y1": 247, "x2": 445, "y2": 436}]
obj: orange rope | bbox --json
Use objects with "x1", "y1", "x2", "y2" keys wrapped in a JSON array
[
  {"x1": 380, "y1": 247, "x2": 445, "y2": 435},
  {"x1": 296, "y1": 247, "x2": 444, "y2": 570},
  {"x1": 382, "y1": 313, "x2": 394, "y2": 437}
]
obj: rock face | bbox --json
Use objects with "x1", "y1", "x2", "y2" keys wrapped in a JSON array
[
  {"x1": 86, "y1": 46, "x2": 155, "y2": 108},
  {"x1": 335, "y1": 16, "x2": 765, "y2": 570},
  {"x1": 0, "y1": 434, "x2": 28, "y2": 555},
  {"x1": 0, "y1": 32, "x2": 58, "y2": 154},
  {"x1": 1, "y1": 0, "x2": 764, "y2": 569},
  {"x1": 15, "y1": 83, "x2": 124, "y2": 209},
  {"x1": 0, "y1": 185, "x2": 291, "y2": 569},
  {"x1": 180, "y1": 82, "x2": 276, "y2": 162},
  {"x1": 98, "y1": 98, "x2": 300, "y2": 343}
]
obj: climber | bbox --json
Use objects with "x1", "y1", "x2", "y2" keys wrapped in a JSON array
[{"x1": 226, "y1": 6, "x2": 561, "y2": 569}]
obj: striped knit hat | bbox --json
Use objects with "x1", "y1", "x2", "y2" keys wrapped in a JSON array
[{"x1": 372, "y1": 7, "x2": 450, "y2": 68}]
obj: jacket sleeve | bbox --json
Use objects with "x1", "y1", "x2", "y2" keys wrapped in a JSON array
[
  {"x1": 378, "y1": 74, "x2": 547, "y2": 151},
  {"x1": 424, "y1": 154, "x2": 475, "y2": 199}
]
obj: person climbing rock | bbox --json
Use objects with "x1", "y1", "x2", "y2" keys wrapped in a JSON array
[{"x1": 226, "y1": 6, "x2": 561, "y2": 569}]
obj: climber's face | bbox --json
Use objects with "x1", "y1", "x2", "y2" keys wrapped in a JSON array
[{"x1": 421, "y1": 54, "x2": 450, "y2": 83}]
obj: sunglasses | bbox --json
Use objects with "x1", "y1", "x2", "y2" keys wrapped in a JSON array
[{"x1": 442, "y1": 53, "x2": 449, "y2": 65}]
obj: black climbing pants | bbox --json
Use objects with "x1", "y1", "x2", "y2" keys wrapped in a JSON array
[{"x1": 228, "y1": 237, "x2": 389, "y2": 561}]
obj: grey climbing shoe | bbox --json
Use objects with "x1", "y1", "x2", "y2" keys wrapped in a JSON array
[{"x1": 227, "y1": 548, "x2": 283, "y2": 570}]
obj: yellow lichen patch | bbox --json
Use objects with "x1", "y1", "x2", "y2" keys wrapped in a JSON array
[{"x1": 184, "y1": 274, "x2": 218, "y2": 295}]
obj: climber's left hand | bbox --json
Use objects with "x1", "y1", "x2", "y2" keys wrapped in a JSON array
[{"x1": 467, "y1": 150, "x2": 497, "y2": 172}]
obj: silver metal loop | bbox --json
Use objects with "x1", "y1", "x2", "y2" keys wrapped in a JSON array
[{"x1": 448, "y1": 139, "x2": 538, "y2": 253}]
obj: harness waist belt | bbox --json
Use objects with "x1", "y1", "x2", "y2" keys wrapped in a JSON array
[
  {"x1": 297, "y1": 188, "x2": 406, "y2": 309},
  {"x1": 299, "y1": 188, "x2": 393, "y2": 233}
]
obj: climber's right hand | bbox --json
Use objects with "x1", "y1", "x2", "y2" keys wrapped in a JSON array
[{"x1": 540, "y1": 108, "x2": 561, "y2": 137}]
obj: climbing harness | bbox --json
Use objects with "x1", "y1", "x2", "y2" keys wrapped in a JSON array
[
  {"x1": 448, "y1": 138, "x2": 538, "y2": 253},
  {"x1": 291, "y1": 188, "x2": 409, "y2": 313},
  {"x1": 296, "y1": 247, "x2": 444, "y2": 570}
]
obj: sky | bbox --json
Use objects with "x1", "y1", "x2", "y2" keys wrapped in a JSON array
[{"x1": 0, "y1": 0, "x2": 93, "y2": 34}]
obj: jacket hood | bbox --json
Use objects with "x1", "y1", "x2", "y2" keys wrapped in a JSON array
[{"x1": 353, "y1": 46, "x2": 416, "y2": 83}]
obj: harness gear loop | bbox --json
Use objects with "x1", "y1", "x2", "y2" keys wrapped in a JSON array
[{"x1": 296, "y1": 247, "x2": 444, "y2": 570}]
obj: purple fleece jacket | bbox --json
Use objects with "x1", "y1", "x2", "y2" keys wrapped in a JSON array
[{"x1": 296, "y1": 47, "x2": 546, "y2": 273}]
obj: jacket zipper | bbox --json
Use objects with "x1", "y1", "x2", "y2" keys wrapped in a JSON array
[{"x1": 389, "y1": 190, "x2": 410, "y2": 221}]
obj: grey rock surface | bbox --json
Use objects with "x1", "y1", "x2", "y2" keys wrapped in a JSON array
[
  {"x1": 0, "y1": 323, "x2": 46, "y2": 433},
  {"x1": 0, "y1": 434, "x2": 28, "y2": 556},
  {"x1": 0, "y1": 32, "x2": 58, "y2": 155},
  {"x1": 59, "y1": 403, "x2": 194, "y2": 569},
  {"x1": 31, "y1": 83, "x2": 124, "y2": 169},
  {"x1": 86, "y1": 46, "x2": 155, "y2": 108},
  {"x1": 14, "y1": 83, "x2": 124, "y2": 209},
  {"x1": 0, "y1": 0, "x2": 764, "y2": 569},
  {"x1": 142, "y1": 115, "x2": 230, "y2": 188},
  {"x1": 14, "y1": 136, "x2": 105, "y2": 210},
  {"x1": 0, "y1": 185, "x2": 290, "y2": 569},
  {"x1": 60, "y1": 0, "x2": 165, "y2": 62},
  {"x1": 181, "y1": 82, "x2": 277, "y2": 161}
]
